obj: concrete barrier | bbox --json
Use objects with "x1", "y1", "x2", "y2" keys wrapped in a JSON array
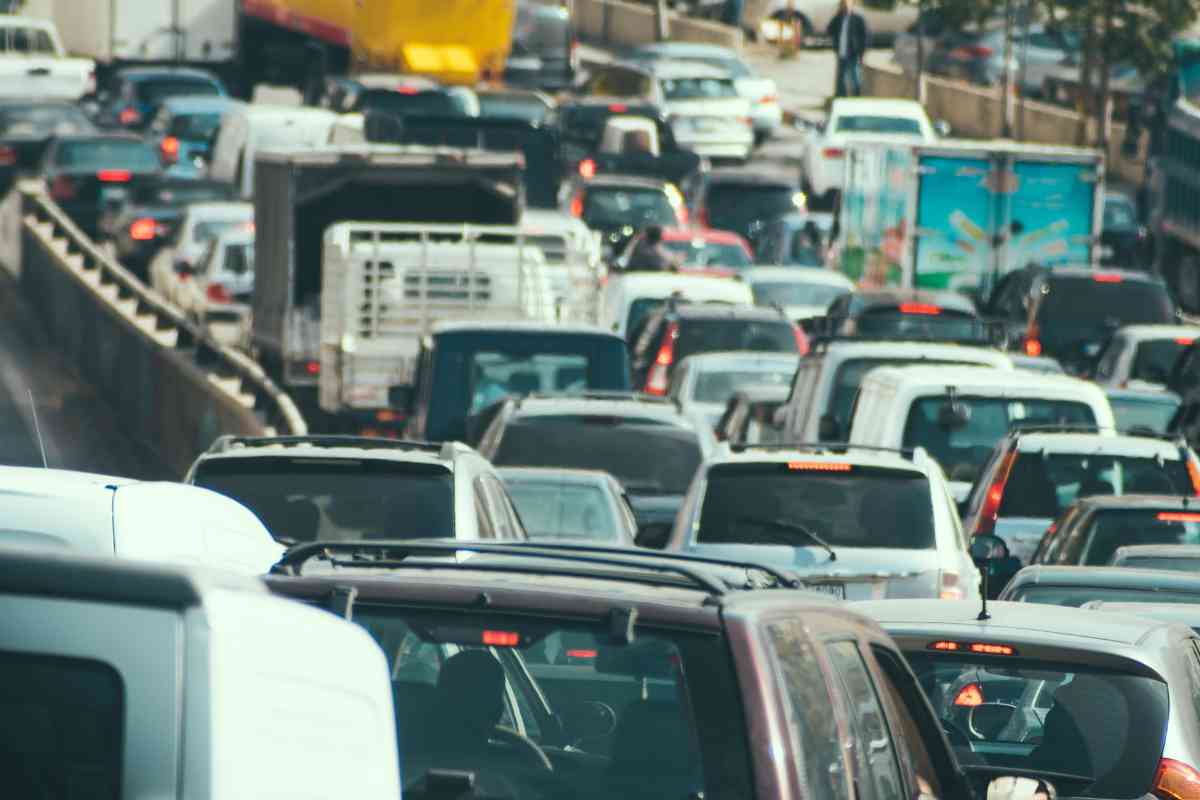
[
  {"x1": 863, "y1": 61, "x2": 1146, "y2": 185},
  {"x1": 575, "y1": 0, "x2": 742, "y2": 49}
]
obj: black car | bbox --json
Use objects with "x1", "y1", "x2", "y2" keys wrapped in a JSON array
[
  {"x1": 628, "y1": 299, "x2": 804, "y2": 394},
  {"x1": 682, "y1": 167, "x2": 805, "y2": 249},
  {"x1": 984, "y1": 265, "x2": 1177, "y2": 374},
  {"x1": 96, "y1": 177, "x2": 238, "y2": 277},
  {"x1": 562, "y1": 174, "x2": 687, "y2": 255},
  {"x1": 1100, "y1": 190, "x2": 1150, "y2": 268},
  {"x1": 42, "y1": 134, "x2": 161, "y2": 237},
  {"x1": 1033, "y1": 493, "x2": 1200, "y2": 567},
  {"x1": 93, "y1": 66, "x2": 227, "y2": 131},
  {"x1": 504, "y1": 0, "x2": 577, "y2": 91},
  {"x1": 826, "y1": 288, "x2": 985, "y2": 341},
  {"x1": 0, "y1": 99, "x2": 94, "y2": 192}
]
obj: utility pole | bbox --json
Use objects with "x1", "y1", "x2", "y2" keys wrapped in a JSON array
[
  {"x1": 915, "y1": 0, "x2": 926, "y2": 104},
  {"x1": 1000, "y1": 0, "x2": 1015, "y2": 138},
  {"x1": 656, "y1": 0, "x2": 670, "y2": 41}
]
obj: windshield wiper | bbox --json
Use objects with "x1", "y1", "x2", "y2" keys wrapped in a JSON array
[{"x1": 735, "y1": 516, "x2": 837, "y2": 562}]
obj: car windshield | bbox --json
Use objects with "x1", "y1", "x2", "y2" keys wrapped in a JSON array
[
  {"x1": 660, "y1": 77, "x2": 737, "y2": 100},
  {"x1": 999, "y1": 452, "x2": 1192, "y2": 519},
  {"x1": 503, "y1": 480, "x2": 620, "y2": 541},
  {"x1": 828, "y1": 358, "x2": 974, "y2": 433},
  {"x1": 852, "y1": 308, "x2": 980, "y2": 339},
  {"x1": 1039, "y1": 278, "x2": 1174, "y2": 327},
  {"x1": 469, "y1": 352, "x2": 591, "y2": 414},
  {"x1": 352, "y1": 607, "x2": 749, "y2": 800},
  {"x1": 134, "y1": 78, "x2": 221, "y2": 106},
  {"x1": 1009, "y1": 584, "x2": 1200, "y2": 606},
  {"x1": 0, "y1": 26, "x2": 55, "y2": 53},
  {"x1": 662, "y1": 239, "x2": 751, "y2": 268},
  {"x1": 696, "y1": 462, "x2": 935, "y2": 548},
  {"x1": 834, "y1": 115, "x2": 923, "y2": 135},
  {"x1": 676, "y1": 318, "x2": 798, "y2": 362},
  {"x1": 54, "y1": 139, "x2": 159, "y2": 171},
  {"x1": 751, "y1": 280, "x2": 848, "y2": 308},
  {"x1": 168, "y1": 111, "x2": 222, "y2": 140},
  {"x1": 706, "y1": 185, "x2": 800, "y2": 229},
  {"x1": 904, "y1": 653, "x2": 1168, "y2": 799},
  {"x1": 1073, "y1": 509, "x2": 1200, "y2": 565},
  {"x1": 1115, "y1": 555, "x2": 1200, "y2": 571},
  {"x1": 492, "y1": 421, "x2": 701, "y2": 494},
  {"x1": 1131, "y1": 338, "x2": 1193, "y2": 384},
  {"x1": 902, "y1": 397, "x2": 1097, "y2": 484},
  {"x1": 190, "y1": 457, "x2": 454, "y2": 543},
  {"x1": 0, "y1": 104, "x2": 91, "y2": 137},
  {"x1": 1103, "y1": 198, "x2": 1137, "y2": 230},
  {"x1": 1109, "y1": 394, "x2": 1180, "y2": 434},
  {"x1": 583, "y1": 188, "x2": 676, "y2": 229},
  {"x1": 692, "y1": 365, "x2": 794, "y2": 404}
]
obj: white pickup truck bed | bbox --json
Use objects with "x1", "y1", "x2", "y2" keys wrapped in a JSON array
[{"x1": 0, "y1": 15, "x2": 94, "y2": 100}]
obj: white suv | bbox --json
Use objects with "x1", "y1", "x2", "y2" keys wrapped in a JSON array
[{"x1": 665, "y1": 443, "x2": 980, "y2": 601}]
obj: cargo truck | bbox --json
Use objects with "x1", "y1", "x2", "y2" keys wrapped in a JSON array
[
  {"x1": 250, "y1": 144, "x2": 525, "y2": 428},
  {"x1": 837, "y1": 140, "x2": 1104, "y2": 296}
]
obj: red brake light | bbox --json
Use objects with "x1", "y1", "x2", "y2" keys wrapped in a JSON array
[
  {"x1": 97, "y1": 169, "x2": 131, "y2": 183},
  {"x1": 0, "y1": 145, "x2": 15, "y2": 166},
  {"x1": 118, "y1": 107, "x2": 140, "y2": 126},
  {"x1": 645, "y1": 321, "x2": 679, "y2": 395},
  {"x1": 205, "y1": 282, "x2": 233, "y2": 303},
  {"x1": 950, "y1": 45, "x2": 993, "y2": 59},
  {"x1": 49, "y1": 175, "x2": 76, "y2": 200},
  {"x1": 1188, "y1": 459, "x2": 1200, "y2": 497},
  {"x1": 1177, "y1": 338, "x2": 1196, "y2": 346},
  {"x1": 1094, "y1": 273, "x2": 1124, "y2": 283},
  {"x1": 305, "y1": 360, "x2": 320, "y2": 376},
  {"x1": 579, "y1": 158, "x2": 596, "y2": 179},
  {"x1": 787, "y1": 461, "x2": 851, "y2": 471},
  {"x1": 1154, "y1": 758, "x2": 1200, "y2": 800},
  {"x1": 569, "y1": 193, "x2": 583, "y2": 218},
  {"x1": 822, "y1": 147, "x2": 844, "y2": 159},
  {"x1": 953, "y1": 682, "x2": 984, "y2": 707},
  {"x1": 566, "y1": 648, "x2": 597, "y2": 659},
  {"x1": 128, "y1": 217, "x2": 158, "y2": 241},
  {"x1": 396, "y1": 85, "x2": 420, "y2": 95},
  {"x1": 1158, "y1": 511, "x2": 1200, "y2": 522},
  {"x1": 160, "y1": 135, "x2": 180, "y2": 164},
  {"x1": 608, "y1": 103, "x2": 627, "y2": 112},
  {"x1": 793, "y1": 323, "x2": 810, "y2": 355},
  {"x1": 899, "y1": 302, "x2": 942, "y2": 315},
  {"x1": 1024, "y1": 337, "x2": 1042, "y2": 357},
  {"x1": 376, "y1": 409, "x2": 401, "y2": 423},
  {"x1": 929, "y1": 640, "x2": 960, "y2": 651},
  {"x1": 482, "y1": 630, "x2": 520, "y2": 646},
  {"x1": 975, "y1": 451, "x2": 1017, "y2": 535},
  {"x1": 969, "y1": 642, "x2": 1016, "y2": 655}
]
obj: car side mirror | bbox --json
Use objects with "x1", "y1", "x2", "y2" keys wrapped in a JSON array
[
  {"x1": 986, "y1": 776, "x2": 1058, "y2": 800},
  {"x1": 970, "y1": 533, "x2": 1009, "y2": 565},
  {"x1": 635, "y1": 521, "x2": 671, "y2": 550},
  {"x1": 818, "y1": 413, "x2": 840, "y2": 441},
  {"x1": 969, "y1": 702, "x2": 1017, "y2": 740},
  {"x1": 934, "y1": 119, "x2": 952, "y2": 137}
]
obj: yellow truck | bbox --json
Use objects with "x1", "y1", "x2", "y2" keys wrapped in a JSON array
[{"x1": 239, "y1": 0, "x2": 516, "y2": 92}]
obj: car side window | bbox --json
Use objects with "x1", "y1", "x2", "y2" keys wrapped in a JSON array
[
  {"x1": 479, "y1": 474, "x2": 520, "y2": 540},
  {"x1": 1187, "y1": 642, "x2": 1200, "y2": 722},
  {"x1": 473, "y1": 479, "x2": 496, "y2": 538},
  {"x1": 1094, "y1": 337, "x2": 1124, "y2": 381},
  {"x1": 765, "y1": 620, "x2": 850, "y2": 800},
  {"x1": 868, "y1": 646, "x2": 944, "y2": 799},
  {"x1": 825, "y1": 640, "x2": 905, "y2": 800}
]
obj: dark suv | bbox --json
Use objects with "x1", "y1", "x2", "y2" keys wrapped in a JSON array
[
  {"x1": 629, "y1": 300, "x2": 805, "y2": 394},
  {"x1": 682, "y1": 167, "x2": 805, "y2": 248},
  {"x1": 265, "y1": 540, "x2": 982, "y2": 800}
]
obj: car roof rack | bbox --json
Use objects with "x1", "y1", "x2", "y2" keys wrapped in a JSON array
[
  {"x1": 269, "y1": 539, "x2": 805, "y2": 596},
  {"x1": 723, "y1": 441, "x2": 919, "y2": 460},
  {"x1": 207, "y1": 435, "x2": 464, "y2": 458}
]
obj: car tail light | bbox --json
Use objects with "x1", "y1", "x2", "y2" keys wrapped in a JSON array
[
  {"x1": 608, "y1": 102, "x2": 627, "y2": 112},
  {"x1": 1094, "y1": 272, "x2": 1123, "y2": 283},
  {"x1": 969, "y1": 642, "x2": 1016, "y2": 655},
  {"x1": 1154, "y1": 758, "x2": 1200, "y2": 800},
  {"x1": 793, "y1": 323, "x2": 809, "y2": 355},
  {"x1": 697, "y1": 208, "x2": 710, "y2": 228},
  {"x1": 49, "y1": 175, "x2": 76, "y2": 200},
  {"x1": 899, "y1": 302, "x2": 941, "y2": 315},
  {"x1": 129, "y1": 217, "x2": 159, "y2": 241},
  {"x1": 205, "y1": 282, "x2": 233, "y2": 303},
  {"x1": 1023, "y1": 321, "x2": 1042, "y2": 357},
  {"x1": 569, "y1": 193, "x2": 583, "y2": 218},
  {"x1": 482, "y1": 630, "x2": 520, "y2": 646},
  {"x1": 578, "y1": 158, "x2": 596, "y2": 178},
  {"x1": 566, "y1": 648, "x2": 597, "y2": 659},
  {"x1": 160, "y1": 135, "x2": 180, "y2": 165},
  {"x1": 305, "y1": 360, "x2": 320, "y2": 376},
  {"x1": 645, "y1": 321, "x2": 678, "y2": 395},
  {"x1": 757, "y1": 93, "x2": 778, "y2": 104},
  {"x1": 939, "y1": 570, "x2": 963, "y2": 600},
  {"x1": 975, "y1": 451, "x2": 1017, "y2": 535},
  {"x1": 787, "y1": 461, "x2": 851, "y2": 471},
  {"x1": 97, "y1": 169, "x2": 131, "y2": 182},
  {"x1": 953, "y1": 682, "x2": 983, "y2": 706},
  {"x1": 118, "y1": 107, "x2": 140, "y2": 126},
  {"x1": 822, "y1": 147, "x2": 845, "y2": 158},
  {"x1": 950, "y1": 45, "x2": 993, "y2": 59},
  {"x1": 1187, "y1": 457, "x2": 1200, "y2": 496},
  {"x1": 396, "y1": 85, "x2": 420, "y2": 95},
  {"x1": 929, "y1": 640, "x2": 960, "y2": 651},
  {"x1": 0, "y1": 145, "x2": 16, "y2": 166},
  {"x1": 1159, "y1": 512, "x2": 1200, "y2": 522},
  {"x1": 1178, "y1": 337, "x2": 1196, "y2": 346}
]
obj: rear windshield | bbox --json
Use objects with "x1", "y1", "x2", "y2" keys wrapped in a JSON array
[
  {"x1": 834, "y1": 115, "x2": 923, "y2": 135},
  {"x1": 54, "y1": 139, "x2": 159, "y2": 171},
  {"x1": 904, "y1": 652, "x2": 1168, "y2": 799},
  {"x1": 999, "y1": 452, "x2": 1193, "y2": 519},
  {"x1": 1039, "y1": 278, "x2": 1174, "y2": 326},
  {"x1": 130, "y1": 181, "x2": 234, "y2": 206},
  {"x1": 191, "y1": 457, "x2": 454, "y2": 543},
  {"x1": 1109, "y1": 394, "x2": 1180, "y2": 434},
  {"x1": 706, "y1": 184, "x2": 799, "y2": 227},
  {"x1": 470, "y1": 353, "x2": 589, "y2": 414},
  {"x1": 828, "y1": 358, "x2": 974, "y2": 433},
  {"x1": 1071, "y1": 509, "x2": 1200, "y2": 565},
  {"x1": 492, "y1": 421, "x2": 701, "y2": 495},
  {"x1": 503, "y1": 480, "x2": 620, "y2": 541},
  {"x1": 696, "y1": 462, "x2": 935, "y2": 549},
  {"x1": 214, "y1": 242, "x2": 254, "y2": 276},
  {"x1": 660, "y1": 77, "x2": 737, "y2": 100},
  {"x1": 1116, "y1": 555, "x2": 1200, "y2": 571},
  {"x1": 1131, "y1": 338, "x2": 1193, "y2": 384},
  {"x1": 662, "y1": 239, "x2": 751, "y2": 268},
  {"x1": 134, "y1": 78, "x2": 221, "y2": 106},
  {"x1": 355, "y1": 89, "x2": 475, "y2": 117},
  {"x1": 1008, "y1": 584, "x2": 1200, "y2": 606},
  {"x1": 852, "y1": 308, "x2": 980, "y2": 340},
  {"x1": 902, "y1": 397, "x2": 1096, "y2": 484},
  {"x1": 692, "y1": 364, "x2": 794, "y2": 404},
  {"x1": 751, "y1": 280, "x2": 848, "y2": 308},
  {"x1": 0, "y1": 104, "x2": 91, "y2": 137},
  {"x1": 478, "y1": 94, "x2": 550, "y2": 123},
  {"x1": 168, "y1": 111, "x2": 222, "y2": 140},
  {"x1": 675, "y1": 318, "x2": 798, "y2": 362},
  {"x1": 583, "y1": 188, "x2": 676, "y2": 229}
]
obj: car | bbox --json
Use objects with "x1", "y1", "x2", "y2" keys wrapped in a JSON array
[
  {"x1": 504, "y1": 0, "x2": 577, "y2": 91},
  {"x1": 753, "y1": 210, "x2": 835, "y2": 266},
  {"x1": 95, "y1": 66, "x2": 226, "y2": 131},
  {"x1": 185, "y1": 435, "x2": 527, "y2": 544},
  {"x1": 475, "y1": 87, "x2": 555, "y2": 123},
  {"x1": 143, "y1": 95, "x2": 238, "y2": 178},
  {"x1": 0, "y1": 15, "x2": 94, "y2": 101},
  {"x1": 563, "y1": 174, "x2": 688, "y2": 255},
  {"x1": 779, "y1": 337, "x2": 1014, "y2": 445},
  {"x1": 476, "y1": 392, "x2": 707, "y2": 533},
  {"x1": 265, "y1": 538, "x2": 982, "y2": 800},
  {"x1": 667, "y1": 351, "x2": 799, "y2": 428},
  {"x1": 615, "y1": 226, "x2": 754, "y2": 273},
  {"x1": 147, "y1": 200, "x2": 253, "y2": 301},
  {"x1": 1110, "y1": 543, "x2": 1200, "y2": 571},
  {"x1": 96, "y1": 176, "x2": 238, "y2": 277},
  {"x1": 854, "y1": 597, "x2": 1200, "y2": 800},
  {"x1": 1107, "y1": 385, "x2": 1182, "y2": 434},
  {"x1": 206, "y1": 104, "x2": 337, "y2": 198},
  {"x1": 743, "y1": 266, "x2": 855, "y2": 323},
  {"x1": 519, "y1": 208, "x2": 606, "y2": 322},
  {"x1": 347, "y1": 78, "x2": 479, "y2": 118},
  {"x1": 802, "y1": 97, "x2": 938, "y2": 207},
  {"x1": 665, "y1": 442, "x2": 981, "y2": 600},
  {"x1": 892, "y1": 8, "x2": 954, "y2": 76},
  {"x1": 175, "y1": 225, "x2": 255, "y2": 345},
  {"x1": 1092, "y1": 324, "x2": 1200, "y2": 387},
  {"x1": 999, "y1": 564, "x2": 1200, "y2": 606},
  {"x1": 757, "y1": 0, "x2": 918, "y2": 47},
  {"x1": 623, "y1": 42, "x2": 783, "y2": 140},
  {"x1": 0, "y1": 98, "x2": 94, "y2": 192},
  {"x1": 601, "y1": 270, "x2": 754, "y2": 339},
  {"x1": 849, "y1": 364, "x2": 1116, "y2": 500},
  {"x1": 317, "y1": 73, "x2": 441, "y2": 113},
  {"x1": 0, "y1": 547, "x2": 401, "y2": 800},
  {"x1": 682, "y1": 166, "x2": 806, "y2": 248},
  {"x1": 713, "y1": 384, "x2": 792, "y2": 445},
  {"x1": 1100, "y1": 190, "x2": 1150, "y2": 267},
  {"x1": 497, "y1": 466, "x2": 639, "y2": 545},
  {"x1": 983, "y1": 265, "x2": 1178, "y2": 375},
  {"x1": 629, "y1": 299, "x2": 805, "y2": 395},
  {"x1": 0, "y1": 465, "x2": 282, "y2": 574},
  {"x1": 41, "y1": 132, "x2": 161, "y2": 237},
  {"x1": 961, "y1": 427, "x2": 1200, "y2": 564},
  {"x1": 1009, "y1": 353, "x2": 1065, "y2": 374},
  {"x1": 826, "y1": 288, "x2": 985, "y2": 341},
  {"x1": 1083, "y1": 600, "x2": 1200, "y2": 631},
  {"x1": 937, "y1": 23, "x2": 1078, "y2": 95},
  {"x1": 403, "y1": 321, "x2": 633, "y2": 445},
  {"x1": 1033, "y1": 495, "x2": 1200, "y2": 567}
]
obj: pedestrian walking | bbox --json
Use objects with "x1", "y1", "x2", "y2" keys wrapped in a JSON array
[{"x1": 826, "y1": 0, "x2": 869, "y2": 98}]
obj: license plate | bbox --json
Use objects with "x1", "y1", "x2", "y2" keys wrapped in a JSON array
[{"x1": 804, "y1": 582, "x2": 846, "y2": 599}]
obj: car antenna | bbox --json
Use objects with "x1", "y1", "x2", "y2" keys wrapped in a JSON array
[
  {"x1": 978, "y1": 583, "x2": 990, "y2": 621},
  {"x1": 27, "y1": 388, "x2": 47, "y2": 468}
]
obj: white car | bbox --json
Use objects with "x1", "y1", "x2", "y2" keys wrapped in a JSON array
[
  {"x1": 176, "y1": 226, "x2": 255, "y2": 346},
  {"x1": 802, "y1": 97, "x2": 938, "y2": 203},
  {"x1": 520, "y1": 208, "x2": 606, "y2": 323},
  {"x1": 668, "y1": 351, "x2": 799, "y2": 428},
  {"x1": 207, "y1": 104, "x2": 339, "y2": 198},
  {"x1": 652, "y1": 61, "x2": 754, "y2": 162},
  {"x1": 0, "y1": 16, "x2": 94, "y2": 100},
  {"x1": 742, "y1": 265, "x2": 854, "y2": 321},
  {"x1": 759, "y1": 0, "x2": 917, "y2": 45},
  {"x1": 1092, "y1": 324, "x2": 1200, "y2": 388},
  {"x1": 601, "y1": 271, "x2": 754, "y2": 339},
  {"x1": 149, "y1": 201, "x2": 253, "y2": 302}
]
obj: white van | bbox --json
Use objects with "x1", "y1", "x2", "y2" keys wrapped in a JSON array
[
  {"x1": 208, "y1": 104, "x2": 339, "y2": 197},
  {"x1": 603, "y1": 272, "x2": 754, "y2": 339},
  {"x1": 0, "y1": 466, "x2": 283, "y2": 574},
  {"x1": 848, "y1": 364, "x2": 1116, "y2": 500},
  {"x1": 0, "y1": 547, "x2": 401, "y2": 799}
]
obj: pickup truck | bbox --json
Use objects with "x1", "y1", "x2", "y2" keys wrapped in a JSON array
[{"x1": 0, "y1": 16, "x2": 94, "y2": 101}]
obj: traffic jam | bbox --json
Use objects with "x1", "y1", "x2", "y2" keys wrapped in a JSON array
[{"x1": 4, "y1": 1, "x2": 1200, "y2": 799}]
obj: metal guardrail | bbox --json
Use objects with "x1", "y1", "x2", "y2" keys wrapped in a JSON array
[{"x1": 18, "y1": 183, "x2": 305, "y2": 477}]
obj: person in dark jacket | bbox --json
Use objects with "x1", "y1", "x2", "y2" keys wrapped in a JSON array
[
  {"x1": 626, "y1": 226, "x2": 681, "y2": 271},
  {"x1": 826, "y1": 0, "x2": 869, "y2": 97}
]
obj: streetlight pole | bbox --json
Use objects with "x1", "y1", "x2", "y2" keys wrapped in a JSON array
[
  {"x1": 1000, "y1": 0, "x2": 1015, "y2": 138},
  {"x1": 915, "y1": 0, "x2": 926, "y2": 104}
]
